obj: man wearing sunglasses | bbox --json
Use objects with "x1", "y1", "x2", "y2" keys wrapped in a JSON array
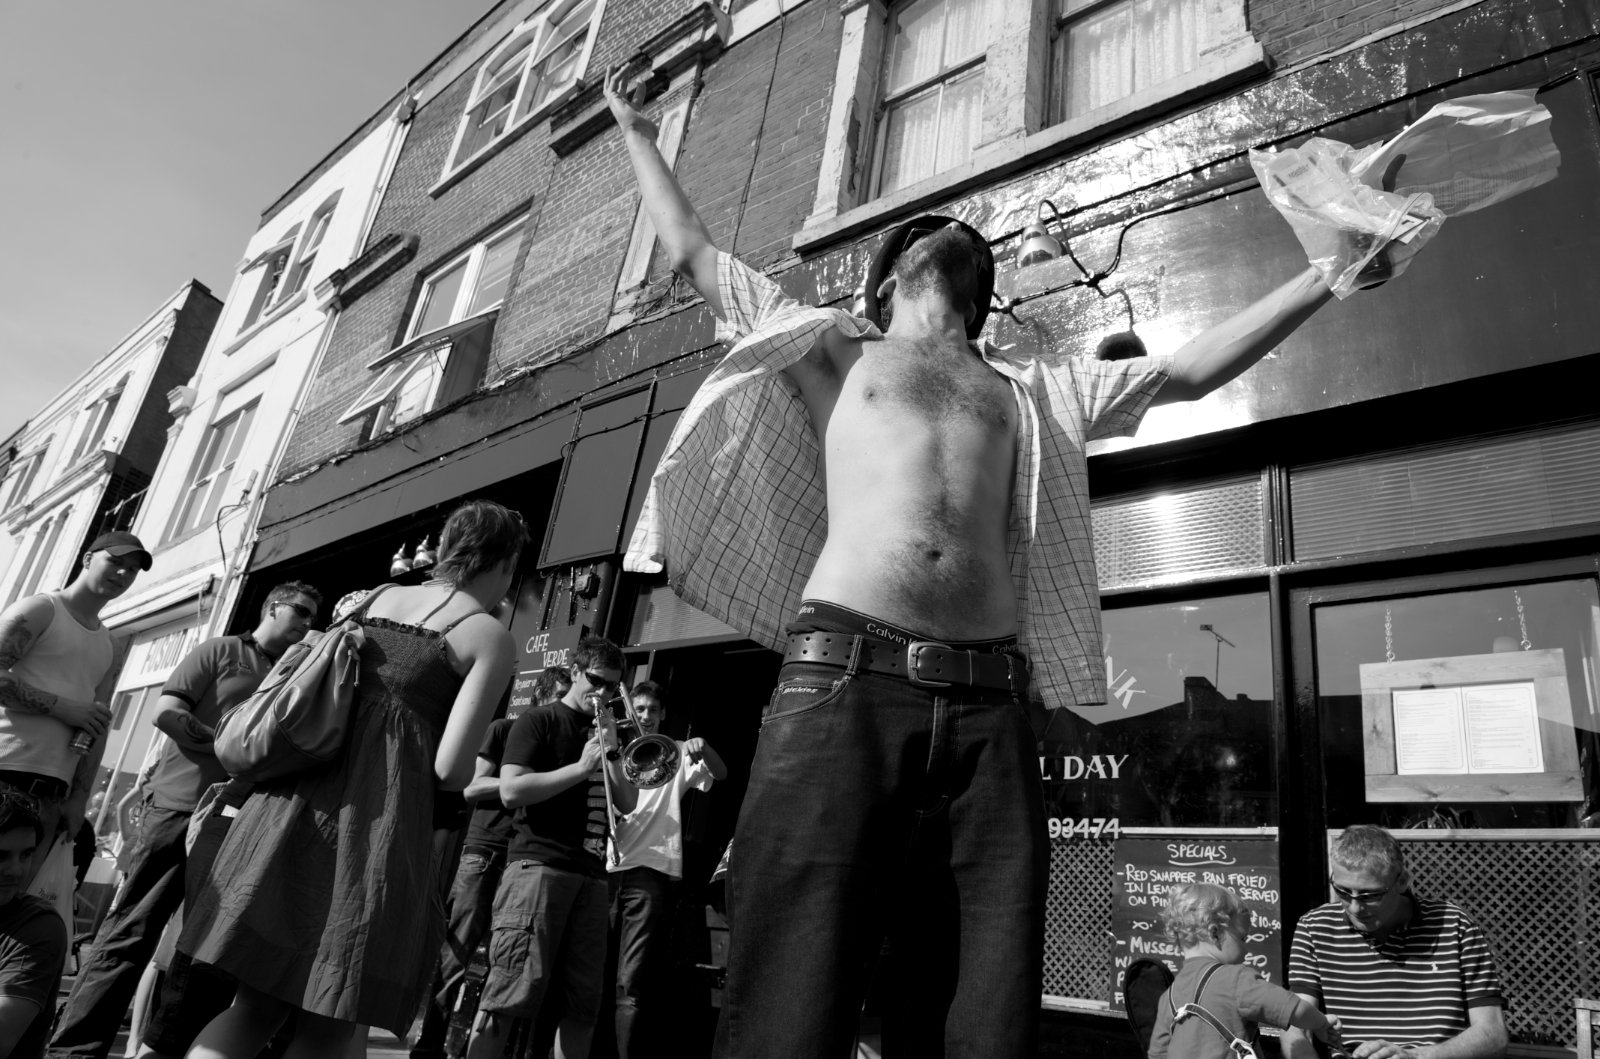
[
  {"x1": 1284, "y1": 825, "x2": 1507, "y2": 1059},
  {"x1": 604, "y1": 67, "x2": 1406, "y2": 1057},
  {"x1": 48, "y1": 581, "x2": 322, "y2": 1059},
  {"x1": 469, "y1": 636, "x2": 634, "y2": 1059}
]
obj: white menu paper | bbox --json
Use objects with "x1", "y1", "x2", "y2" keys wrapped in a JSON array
[
  {"x1": 1464, "y1": 684, "x2": 1543, "y2": 773},
  {"x1": 1393, "y1": 689, "x2": 1468, "y2": 774},
  {"x1": 1392, "y1": 682, "x2": 1543, "y2": 776}
]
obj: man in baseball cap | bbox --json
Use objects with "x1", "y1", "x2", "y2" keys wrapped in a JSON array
[
  {"x1": 86, "y1": 531, "x2": 152, "y2": 572},
  {"x1": 0, "y1": 528, "x2": 149, "y2": 896}
]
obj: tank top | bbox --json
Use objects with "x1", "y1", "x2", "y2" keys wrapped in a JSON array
[{"x1": 2, "y1": 593, "x2": 113, "y2": 782}]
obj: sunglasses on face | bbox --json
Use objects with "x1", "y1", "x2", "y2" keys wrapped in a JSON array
[
  {"x1": 274, "y1": 602, "x2": 315, "y2": 621},
  {"x1": 1328, "y1": 875, "x2": 1398, "y2": 906},
  {"x1": 582, "y1": 671, "x2": 620, "y2": 694}
]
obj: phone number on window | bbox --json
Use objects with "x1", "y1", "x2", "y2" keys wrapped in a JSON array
[{"x1": 1047, "y1": 817, "x2": 1120, "y2": 840}]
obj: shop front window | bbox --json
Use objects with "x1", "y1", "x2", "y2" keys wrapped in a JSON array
[
  {"x1": 1313, "y1": 577, "x2": 1600, "y2": 831},
  {"x1": 1047, "y1": 591, "x2": 1277, "y2": 830},
  {"x1": 1043, "y1": 591, "x2": 1282, "y2": 1007},
  {"x1": 1309, "y1": 574, "x2": 1600, "y2": 1047}
]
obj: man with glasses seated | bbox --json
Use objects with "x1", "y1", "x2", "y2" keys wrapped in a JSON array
[
  {"x1": 49, "y1": 581, "x2": 322, "y2": 1059},
  {"x1": 466, "y1": 637, "x2": 634, "y2": 1059},
  {"x1": 1283, "y1": 825, "x2": 1508, "y2": 1059}
]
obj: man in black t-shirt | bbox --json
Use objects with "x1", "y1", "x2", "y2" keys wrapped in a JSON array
[
  {"x1": 411, "y1": 666, "x2": 572, "y2": 1059},
  {"x1": 466, "y1": 638, "x2": 634, "y2": 1059},
  {"x1": 0, "y1": 792, "x2": 67, "y2": 1059},
  {"x1": 51, "y1": 582, "x2": 320, "y2": 1059}
]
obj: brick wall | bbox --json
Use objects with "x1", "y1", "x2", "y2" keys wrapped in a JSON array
[
  {"x1": 279, "y1": 0, "x2": 843, "y2": 478},
  {"x1": 275, "y1": 0, "x2": 1487, "y2": 482},
  {"x1": 1251, "y1": 0, "x2": 1465, "y2": 68}
]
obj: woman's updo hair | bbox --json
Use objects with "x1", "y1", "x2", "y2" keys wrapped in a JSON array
[
  {"x1": 1161, "y1": 882, "x2": 1243, "y2": 948},
  {"x1": 431, "y1": 500, "x2": 530, "y2": 585}
]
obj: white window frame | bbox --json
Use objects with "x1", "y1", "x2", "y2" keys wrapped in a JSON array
[
  {"x1": 869, "y1": 0, "x2": 994, "y2": 201},
  {"x1": 441, "y1": 0, "x2": 608, "y2": 179},
  {"x1": 338, "y1": 218, "x2": 527, "y2": 435},
  {"x1": 69, "y1": 381, "x2": 126, "y2": 465},
  {"x1": 1046, "y1": 0, "x2": 1249, "y2": 127},
  {"x1": 238, "y1": 226, "x2": 301, "y2": 333},
  {"x1": 6, "y1": 506, "x2": 70, "y2": 606},
  {"x1": 164, "y1": 400, "x2": 260, "y2": 543},
  {"x1": 0, "y1": 441, "x2": 52, "y2": 514},
  {"x1": 797, "y1": 0, "x2": 1261, "y2": 249},
  {"x1": 285, "y1": 193, "x2": 342, "y2": 300}
]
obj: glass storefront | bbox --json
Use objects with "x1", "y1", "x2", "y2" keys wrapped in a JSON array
[
  {"x1": 1314, "y1": 577, "x2": 1600, "y2": 831},
  {"x1": 1053, "y1": 592, "x2": 1276, "y2": 831}
]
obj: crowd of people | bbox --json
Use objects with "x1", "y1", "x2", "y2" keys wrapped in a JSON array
[
  {"x1": 0, "y1": 501, "x2": 736, "y2": 1059},
  {"x1": 0, "y1": 62, "x2": 1519, "y2": 1059},
  {"x1": 0, "y1": 505, "x2": 1517, "y2": 1059}
]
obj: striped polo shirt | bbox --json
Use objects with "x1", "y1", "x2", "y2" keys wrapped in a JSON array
[{"x1": 1287, "y1": 896, "x2": 1504, "y2": 1047}]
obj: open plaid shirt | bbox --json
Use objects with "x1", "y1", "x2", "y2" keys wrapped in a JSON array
[{"x1": 624, "y1": 253, "x2": 1171, "y2": 707}]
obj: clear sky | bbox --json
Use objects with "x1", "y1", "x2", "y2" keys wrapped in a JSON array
[{"x1": 0, "y1": 0, "x2": 501, "y2": 440}]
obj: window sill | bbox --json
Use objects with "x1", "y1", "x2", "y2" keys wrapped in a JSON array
[
  {"x1": 428, "y1": 86, "x2": 581, "y2": 199},
  {"x1": 220, "y1": 290, "x2": 308, "y2": 357},
  {"x1": 793, "y1": 41, "x2": 1269, "y2": 254}
]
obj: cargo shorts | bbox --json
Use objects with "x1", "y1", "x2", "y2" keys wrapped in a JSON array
[{"x1": 479, "y1": 860, "x2": 608, "y2": 1024}]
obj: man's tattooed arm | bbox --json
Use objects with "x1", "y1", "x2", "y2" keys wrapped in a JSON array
[
  {"x1": 153, "y1": 696, "x2": 216, "y2": 752},
  {"x1": 0, "y1": 613, "x2": 59, "y2": 717}
]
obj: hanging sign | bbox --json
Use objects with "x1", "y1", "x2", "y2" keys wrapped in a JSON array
[{"x1": 1109, "y1": 835, "x2": 1283, "y2": 1010}]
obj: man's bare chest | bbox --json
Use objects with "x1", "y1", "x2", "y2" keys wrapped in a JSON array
[{"x1": 838, "y1": 339, "x2": 1014, "y2": 434}]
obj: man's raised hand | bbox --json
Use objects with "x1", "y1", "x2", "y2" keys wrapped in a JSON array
[{"x1": 604, "y1": 64, "x2": 658, "y2": 140}]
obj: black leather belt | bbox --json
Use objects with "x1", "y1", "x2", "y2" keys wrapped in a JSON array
[
  {"x1": 783, "y1": 632, "x2": 1027, "y2": 693},
  {"x1": 0, "y1": 770, "x2": 69, "y2": 800}
]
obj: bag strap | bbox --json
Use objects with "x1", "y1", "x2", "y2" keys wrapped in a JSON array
[{"x1": 1171, "y1": 962, "x2": 1256, "y2": 1058}]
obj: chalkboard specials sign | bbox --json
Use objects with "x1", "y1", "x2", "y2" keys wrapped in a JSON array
[{"x1": 1109, "y1": 836, "x2": 1283, "y2": 1010}]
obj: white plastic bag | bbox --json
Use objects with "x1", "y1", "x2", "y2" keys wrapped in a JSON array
[{"x1": 1251, "y1": 89, "x2": 1560, "y2": 298}]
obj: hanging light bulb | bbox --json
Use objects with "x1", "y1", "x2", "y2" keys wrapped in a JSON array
[
  {"x1": 411, "y1": 535, "x2": 437, "y2": 570},
  {"x1": 389, "y1": 543, "x2": 412, "y2": 578},
  {"x1": 1017, "y1": 200, "x2": 1067, "y2": 268}
]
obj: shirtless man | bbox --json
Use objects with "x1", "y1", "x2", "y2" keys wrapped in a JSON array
[{"x1": 608, "y1": 69, "x2": 1369, "y2": 1058}]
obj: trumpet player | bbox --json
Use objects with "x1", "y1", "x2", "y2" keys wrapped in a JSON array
[
  {"x1": 468, "y1": 637, "x2": 633, "y2": 1059},
  {"x1": 606, "y1": 681, "x2": 726, "y2": 1058}
]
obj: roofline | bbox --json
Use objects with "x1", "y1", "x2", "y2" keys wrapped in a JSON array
[
  {"x1": 18, "y1": 280, "x2": 216, "y2": 435},
  {"x1": 255, "y1": 0, "x2": 524, "y2": 227}
]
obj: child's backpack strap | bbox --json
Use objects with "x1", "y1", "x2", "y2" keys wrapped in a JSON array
[{"x1": 1170, "y1": 962, "x2": 1257, "y2": 1058}]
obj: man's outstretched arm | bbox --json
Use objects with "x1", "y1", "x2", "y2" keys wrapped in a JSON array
[
  {"x1": 605, "y1": 66, "x2": 724, "y2": 317},
  {"x1": 1154, "y1": 265, "x2": 1334, "y2": 405}
]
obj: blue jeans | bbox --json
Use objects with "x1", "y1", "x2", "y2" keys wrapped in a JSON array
[{"x1": 716, "y1": 662, "x2": 1047, "y2": 1059}]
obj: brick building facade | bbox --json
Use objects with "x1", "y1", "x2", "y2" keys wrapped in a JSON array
[{"x1": 239, "y1": 0, "x2": 1600, "y2": 1051}]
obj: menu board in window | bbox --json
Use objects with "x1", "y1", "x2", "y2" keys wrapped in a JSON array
[{"x1": 1359, "y1": 649, "x2": 1581, "y2": 802}]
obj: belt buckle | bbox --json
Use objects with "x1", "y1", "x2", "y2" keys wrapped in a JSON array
[{"x1": 906, "y1": 641, "x2": 953, "y2": 687}]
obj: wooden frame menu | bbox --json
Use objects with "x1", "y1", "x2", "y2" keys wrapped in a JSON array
[{"x1": 1359, "y1": 649, "x2": 1581, "y2": 802}]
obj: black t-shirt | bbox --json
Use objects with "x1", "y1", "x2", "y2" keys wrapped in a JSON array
[
  {"x1": 503, "y1": 704, "x2": 607, "y2": 877},
  {"x1": 465, "y1": 718, "x2": 517, "y2": 852},
  {"x1": 0, "y1": 893, "x2": 67, "y2": 1059}
]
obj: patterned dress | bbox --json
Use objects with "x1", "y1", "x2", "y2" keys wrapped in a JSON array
[{"x1": 180, "y1": 597, "x2": 468, "y2": 1033}]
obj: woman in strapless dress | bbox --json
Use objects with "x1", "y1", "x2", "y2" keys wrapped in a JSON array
[{"x1": 181, "y1": 500, "x2": 525, "y2": 1059}]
